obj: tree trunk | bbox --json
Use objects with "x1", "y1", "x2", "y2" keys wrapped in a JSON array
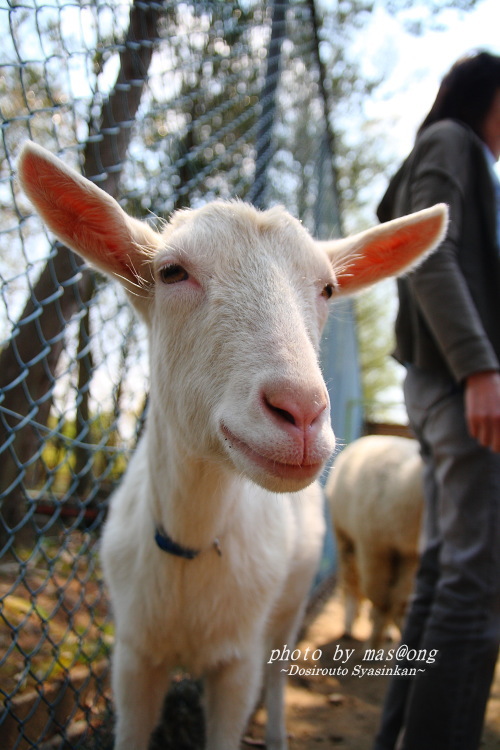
[
  {"x1": 72, "y1": 274, "x2": 96, "y2": 500},
  {"x1": 0, "y1": 0, "x2": 160, "y2": 549}
]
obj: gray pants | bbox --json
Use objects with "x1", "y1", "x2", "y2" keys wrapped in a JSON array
[{"x1": 373, "y1": 365, "x2": 500, "y2": 750}]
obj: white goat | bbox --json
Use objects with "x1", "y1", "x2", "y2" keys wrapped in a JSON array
[
  {"x1": 18, "y1": 142, "x2": 446, "y2": 750},
  {"x1": 326, "y1": 435, "x2": 424, "y2": 648}
]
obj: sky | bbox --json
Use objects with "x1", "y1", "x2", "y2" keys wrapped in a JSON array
[{"x1": 357, "y1": 0, "x2": 500, "y2": 176}]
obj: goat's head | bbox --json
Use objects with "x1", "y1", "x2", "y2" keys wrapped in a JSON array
[{"x1": 18, "y1": 142, "x2": 447, "y2": 492}]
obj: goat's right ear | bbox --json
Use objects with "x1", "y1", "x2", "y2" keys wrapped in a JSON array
[
  {"x1": 17, "y1": 142, "x2": 162, "y2": 300},
  {"x1": 318, "y1": 204, "x2": 448, "y2": 296}
]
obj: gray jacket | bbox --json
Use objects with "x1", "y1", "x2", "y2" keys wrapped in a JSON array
[{"x1": 378, "y1": 119, "x2": 500, "y2": 383}]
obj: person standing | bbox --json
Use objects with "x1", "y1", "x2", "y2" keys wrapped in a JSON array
[{"x1": 372, "y1": 51, "x2": 500, "y2": 750}]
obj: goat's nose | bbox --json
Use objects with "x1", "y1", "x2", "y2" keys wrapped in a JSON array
[{"x1": 262, "y1": 386, "x2": 328, "y2": 433}]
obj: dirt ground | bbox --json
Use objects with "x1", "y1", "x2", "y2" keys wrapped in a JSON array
[
  {"x1": 244, "y1": 592, "x2": 500, "y2": 749},
  {"x1": 3, "y1": 572, "x2": 500, "y2": 749}
]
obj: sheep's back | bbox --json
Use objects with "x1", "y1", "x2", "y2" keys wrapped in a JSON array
[{"x1": 327, "y1": 435, "x2": 423, "y2": 554}]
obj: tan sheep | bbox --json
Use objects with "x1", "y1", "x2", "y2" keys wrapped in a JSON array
[{"x1": 326, "y1": 434, "x2": 424, "y2": 648}]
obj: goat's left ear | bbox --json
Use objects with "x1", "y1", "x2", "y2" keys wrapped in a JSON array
[
  {"x1": 17, "y1": 142, "x2": 162, "y2": 307},
  {"x1": 318, "y1": 204, "x2": 448, "y2": 295}
]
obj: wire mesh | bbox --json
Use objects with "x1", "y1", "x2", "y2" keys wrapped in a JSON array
[{"x1": 0, "y1": 0, "x2": 344, "y2": 747}]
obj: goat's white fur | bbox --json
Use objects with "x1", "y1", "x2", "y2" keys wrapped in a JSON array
[
  {"x1": 17, "y1": 142, "x2": 446, "y2": 750},
  {"x1": 326, "y1": 435, "x2": 424, "y2": 648}
]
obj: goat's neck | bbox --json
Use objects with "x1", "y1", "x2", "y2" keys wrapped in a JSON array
[{"x1": 145, "y1": 416, "x2": 239, "y2": 552}]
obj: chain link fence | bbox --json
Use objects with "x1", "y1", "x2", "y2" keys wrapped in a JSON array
[{"x1": 0, "y1": 1, "x2": 358, "y2": 746}]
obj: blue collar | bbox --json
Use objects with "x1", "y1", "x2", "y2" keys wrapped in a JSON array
[
  {"x1": 154, "y1": 526, "x2": 223, "y2": 559},
  {"x1": 154, "y1": 526, "x2": 200, "y2": 560}
]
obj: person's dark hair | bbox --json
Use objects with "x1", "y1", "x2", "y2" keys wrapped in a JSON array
[{"x1": 418, "y1": 51, "x2": 500, "y2": 136}]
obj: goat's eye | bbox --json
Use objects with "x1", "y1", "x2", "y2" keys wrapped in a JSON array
[
  {"x1": 321, "y1": 283, "x2": 335, "y2": 300},
  {"x1": 160, "y1": 263, "x2": 189, "y2": 285}
]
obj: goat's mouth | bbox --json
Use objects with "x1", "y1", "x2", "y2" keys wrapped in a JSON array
[{"x1": 220, "y1": 423, "x2": 323, "y2": 483}]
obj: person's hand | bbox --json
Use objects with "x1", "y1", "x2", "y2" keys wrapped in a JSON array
[{"x1": 465, "y1": 370, "x2": 500, "y2": 453}]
